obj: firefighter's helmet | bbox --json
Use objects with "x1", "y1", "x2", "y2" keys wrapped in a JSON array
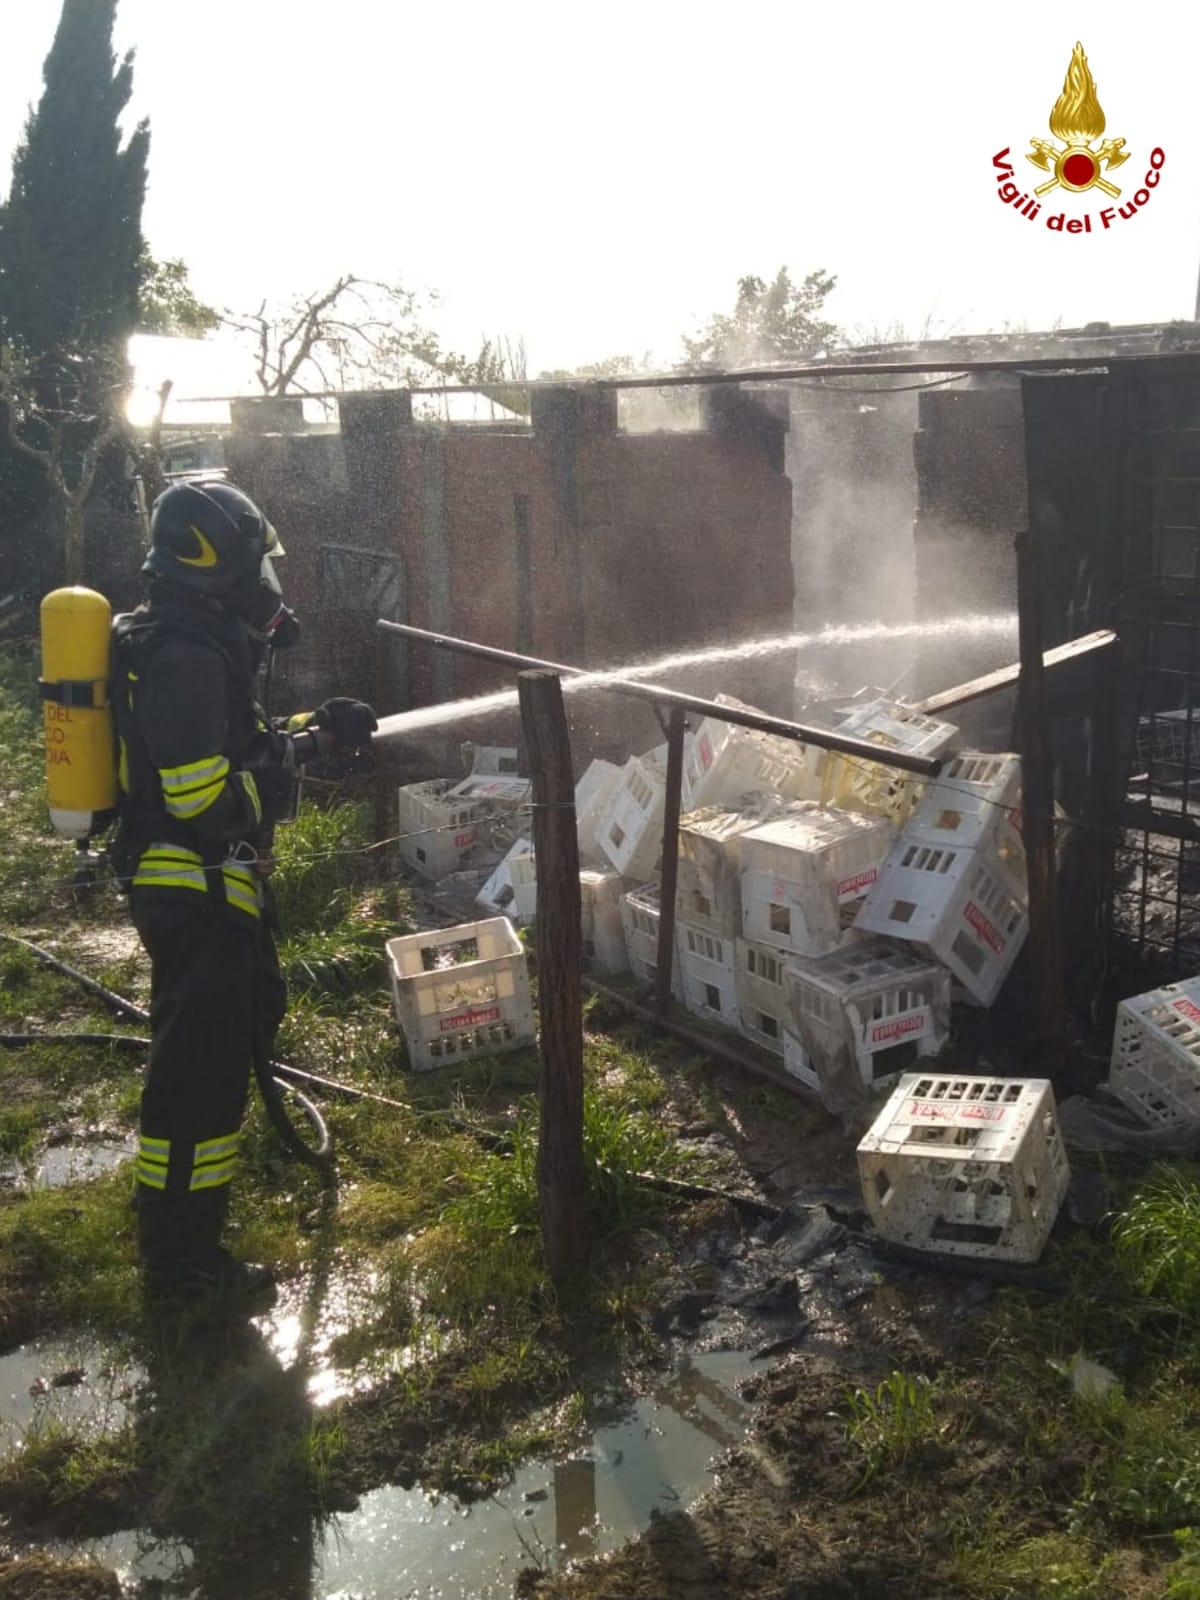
[{"x1": 144, "y1": 479, "x2": 281, "y2": 598}]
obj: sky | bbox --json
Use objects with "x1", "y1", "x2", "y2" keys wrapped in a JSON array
[{"x1": 2, "y1": 0, "x2": 1198, "y2": 379}]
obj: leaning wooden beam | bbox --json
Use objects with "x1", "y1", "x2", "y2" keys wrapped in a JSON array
[
  {"x1": 377, "y1": 619, "x2": 943, "y2": 777},
  {"x1": 913, "y1": 628, "x2": 1117, "y2": 716}
]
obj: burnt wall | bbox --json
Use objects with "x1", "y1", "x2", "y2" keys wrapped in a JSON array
[{"x1": 227, "y1": 387, "x2": 794, "y2": 762}]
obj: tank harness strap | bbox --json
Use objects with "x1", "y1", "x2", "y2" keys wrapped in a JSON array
[{"x1": 39, "y1": 679, "x2": 109, "y2": 708}]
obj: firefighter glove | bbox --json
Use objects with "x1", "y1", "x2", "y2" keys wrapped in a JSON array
[{"x1": 311, "y1": 698, "x2": 378, "y2": 750}]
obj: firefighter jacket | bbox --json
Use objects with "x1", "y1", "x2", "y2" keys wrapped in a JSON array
[{"x1": 112, "y1": 594, "x2": 283, "y2": 921}]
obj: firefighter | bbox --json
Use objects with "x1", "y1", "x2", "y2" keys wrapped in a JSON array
[{"x1": 112, "y1": 478, "x2": 376, "y2": 1305}]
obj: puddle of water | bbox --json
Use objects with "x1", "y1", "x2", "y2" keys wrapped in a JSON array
[
  {"x1": 47, "y1": 1348, "x2": 753, "y2": 1600},
  {"x1": 0, "y1": 1333, "x2": 144, "y2": 1452},
  {"x1": 2, "y1": 1137, "x2": 135, "y2": 1192},
  {"x1": 319, "y1": 1347, "x2": 752, "y2": 1600},
  {"x1": 253, "y1": 1267, "x2": 398, "y2": 1409}
]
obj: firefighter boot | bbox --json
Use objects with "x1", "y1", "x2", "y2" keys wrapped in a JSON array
[{"x1": 135, "y1": 1186, "x2": 276, "y2": 1312}]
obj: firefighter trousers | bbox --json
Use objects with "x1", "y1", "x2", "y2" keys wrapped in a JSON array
[{"x1": 130, "y1": 894, "x2": 287, "y2": 1270}]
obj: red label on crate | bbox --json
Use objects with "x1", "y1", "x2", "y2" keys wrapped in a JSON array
[
  {"x1": 961, "y1": 1103, "x2": 1007, "y2": 1122},
  {"x1": 870, "y1": 1012, "x2": 927, "y2": 1046},
  {"x1": 838, "y1": 867, "x2": 878, "y2": 899},
  {"x1": 1173, "y1": 997, "x2": 1200, "y2": 1026},
  {"x1": 699, "y1": 734, "x2": 713, "y2": 770},
  {"x1": 908, "y1": 1098, "x2": 1006, "y2": 1123},
  {"x1": 965, "y1": 901, "x2": 1005, "y2": 953},
  {"x1": 439, "y1": 1003, "x2": 501, "y2": 1033},
  {"x1": 908, "y1": 1100, "x2": 955, "y2": 1120},
  {"x1": 454, "y1": 831, "x2": 476, "y2": 848}
]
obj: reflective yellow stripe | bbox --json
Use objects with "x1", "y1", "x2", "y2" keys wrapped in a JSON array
[
  {"x1": 222, "y1": 862, "x2": 261, "y2": 918},
  {"x1": 195, "y1": 1133, "x2": 240, "y2": 1161},
  {"x1": 135, "y1": 1161, "x2": 167, "y2": 1190},
  {"x1": 142, "y1": 844, "x2": 204, "y2": 865},
  {"x1": 133, "y1": 856, "x2": 208, "y2": 891},
  {"x1": 164, "y1": 782, "x2": 224, "y2": 820},
  {"x1": 139, "y1": 1135, "x2": 170, "y2": 1155},
  {"x1": 160, "y1": 756, "x2": 230, "y2": 791},
  {"x1": 235, "y1": 772, "x2": 263, "y2": 826},
  {"x1": 189, "y1": 1164, "x2": 235, "y2": 1191},
  {"x1": 132, "y1": 847, "x2": 261, "y2": 917}
]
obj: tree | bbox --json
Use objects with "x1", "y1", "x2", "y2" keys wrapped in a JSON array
[
  {"x1": 0, "y1": 0, "x2": 149, "y2": 361},
  {"x1": 0, "y1": 347, "x2": 131, "y2": 583},
  {"x1": 222, "y1": 276, "x2": 472, "y2": 397},
  {"x1": 682, "y1": 267, "x2": 838, "y2": 369},
  {"x1": 137, "y1": 252, "x2": 219, "y2": 338},
  {"x1": 0, "y1": 0, "x2": 150, "y2": 586}
]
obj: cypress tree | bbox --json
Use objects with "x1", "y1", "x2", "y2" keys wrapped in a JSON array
[{"x1": 0, "y1": 0, "x2": 150, "y2": 360}]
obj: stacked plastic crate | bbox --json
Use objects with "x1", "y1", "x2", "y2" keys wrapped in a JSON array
[
  {"x1": 597, "y1": 744, "x2": 680, "y2": 881},
  {"x1": 476, "y1": 838, "x2": 538, "y2": 924},
  {"x1": 674, "y1": 797, "x2": 784, "y2": 1034},
  {"x1": 785, "y1": 937, "x2": 952, "y2": 1108},
  {"x1": 396, "y1": 774, "x2": 530, "y2": 881},
  {"x1": 739, "y1": 805, "x2": 895, "y2": 958},
  {"x1": 820, "y1": 697, "x2": 959, "y2": 824},
  {"x1": 580, "y1": 868, "x2": 631, "y2": 976},
  {"x1": 575, "y1": 759, "x2": 626, "y2": 869},
  {"x1": 737, "y1": 804, "x2": 896, "y2": 1073},
  {"x1": 683, "y1": 696, "x2": 822, "y2": 811},
  {"x1": 618, "y1": 882, "x2": 681, "y2": 994},
  {"x1": 856, "y1": 752, "x2": 1028, "y2": 1006}
]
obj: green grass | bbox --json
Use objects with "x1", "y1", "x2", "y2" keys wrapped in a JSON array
[
  {"x1": 0, "y1": 645, "x2": 77, "y2": 924},
  {"x1": 1112, "y1": 1164, "x2": 1200, "y2": 1317},
  {"x1": 951, "y1": 1531, "x2": 1124, "y2": 1600},
  {"x1": 844, "y1": 1369, "x2": 940, "y2": 1483},
  {"x1": 0, "y1": 1172, "x2": 140, "y2": 1341}
]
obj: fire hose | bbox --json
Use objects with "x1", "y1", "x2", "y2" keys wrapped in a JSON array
[{"x1": 0, "y1": 931, "x2": 333, "y2": 1172}]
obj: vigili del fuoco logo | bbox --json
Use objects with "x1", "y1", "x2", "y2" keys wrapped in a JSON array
[{"x1": 992, "y1": 42, "x2": 1165, "y2": 234}]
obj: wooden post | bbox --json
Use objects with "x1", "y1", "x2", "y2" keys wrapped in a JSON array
[
  {"x1": 1015, "y1": 528, "x2": 1067, "y2": 1072},
  {"x1": 517, "y1": 670, "x2": 589, "y2": 1285},
  {"x1": 655, "y1": 706, "x2": 687, "y2": 1015}
]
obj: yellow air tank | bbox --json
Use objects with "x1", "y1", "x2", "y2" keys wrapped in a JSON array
[{"x1": 39, "y1": 587, "x2": 116, "y2": 840}]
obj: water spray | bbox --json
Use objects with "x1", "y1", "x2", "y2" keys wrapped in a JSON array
[{"x1": 371, "y1": 613, "x2": 1020, "y2": 742}]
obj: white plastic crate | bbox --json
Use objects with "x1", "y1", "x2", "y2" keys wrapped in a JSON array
[
  {"x1": 619, "y1": 884, "x2": 681, "y2": 994},
  {"x1": 855, "y1": 835, "x2": 1027, "y2": 1007},
  {"x1": 677, "y1": 796, "x2": 787, "y2": 938},
  {"x1": 857, "y1": 1073, "x2": 1070, "y2": 1263},
  {"x1": 909, "y1": 752, "x2": 1022, "y2": 851},
  {"x1": 683, "y1": 695, "x2": 822, "y2": 811},
  {"x1": 740, "y1": 805, "x2": 896, "y2": 959},
  {"x1": 821, "y1": 698, "x2": 959, "y2": 823},
  {"x1": 575, "y1": 759, "x2": 625, "y2": 868},
  {"x1": 461, "y1": 743, "x2": 521, "y2": 777},
  {"x1": 580, "y1": 868, "x2": 631, "y2": 976},
  {"x1": 598, "y1": 745, "x2": 684, "y2": 881},
  {"x1": 476, "y1": 838, "x2": 538, "y2": 925},
  {"x1": 1108, "y1": 976, "x2": 1200, "y2": 1129},
  {"x1": 395, "y1": 781, "x2": 493, "y2": 881},
  {"x1": 734, "y1": 939, "x2": 788, "y2": 1058},
  {"x1": 387, "y1": 917, "x2": 536, "y2": 1072},
  {"x1": 677, "y1": 922, "x2": 740, "y2": 1028},
  {"x1": 786, "y1": 937, "x2": 951, "y2": 1109}
]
